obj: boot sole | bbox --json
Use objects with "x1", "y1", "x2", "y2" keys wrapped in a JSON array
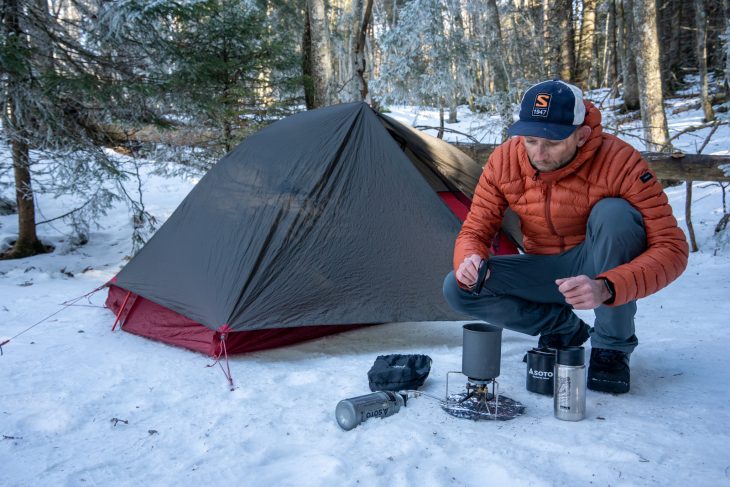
[{"x1": 587, "y1": 377, "x2": 630, "y2": 394}]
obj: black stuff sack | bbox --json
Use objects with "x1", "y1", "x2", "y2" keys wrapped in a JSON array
[{"x1": 367, "y1": 354, "x2": 432, "y2": 392}]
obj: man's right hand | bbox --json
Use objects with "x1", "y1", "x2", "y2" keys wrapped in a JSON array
[{"x1": 456, "y1": 254, "x2": 487, "y2": 289}]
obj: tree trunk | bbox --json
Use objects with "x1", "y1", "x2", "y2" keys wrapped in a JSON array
[
  {"x1": 302, "y1": 6, "x2": 315, "y2": 110},
  {"x1": 9, "y1": 137, "x2": 46, "y2": 258},
  {"x1": 438, "y1": 106, "x2": 445, "y2": 139},
  {"x1": 560, "y1": 0, "x2": 576, "y2": 81},
  {"x1": 448, "y1": 104, "x2": 458, "y2": 124},
  {"x1": 604, "y1": 0, "x2": 619, "y2": 95},
  {"x1": 543, "y1": 0, "x2": 558, "y2": 77},
  {"x1": 631, "y1": 0, "x2": 670, "y2": 151},
  {"x1": 306, "y1": 0, "x2": 334, "y2": 108},
  {"x1": 695, "y1": 0, "x2": 716, "y2": 122},
  {"x1": 724, "y1": 0, "x2": 730, "y2": 93},
  {"x1": 575, "y1": 0, "x2": 597, "y2": 88},
  {"x1": 543, "y1": 0, "x2": 573, "y2": 80},
  {"x1": 485, "y1": 0, "x2": 513, "y2": 141},
  {"x1": 662, "y1": 0, "x2": 682, "y2": 93},
  {"x1": 467, "y1": 6, "x2": 486, "y2": 98},
  {"x1": 352, "y1": 0, "x2": 374, "y2": 102},
  {"x1": 33, "y1": 0, "x2": 56, "y2": 72},
  {"x1": 686, "y1": 180, "x2": 699, "y2": 252},
  {"x1": 618, "y1": 0, "x2": 640, "y2": 110}
]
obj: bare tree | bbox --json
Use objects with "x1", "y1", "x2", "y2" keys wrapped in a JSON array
[
  {"x1": 447, "y1": 0, "x2": 466, "y2": 122},
  {"x1": 302, "y1": 6, "x2": 315, "y2": 109},
  {"x1": 659, "y1": 0, "x2": 683, "y2": 93},
  {"x1": 575, "y1": 0, "x2": 598, "y2": 87},
  {"x1": 543, "y1": 0, "x2": 574, "y2": 81},
  {"x1": 306, "y1": 0, "x2": 334, "y2": 107},
  {"x1": 558, "y1": 0, "x2": 576, "y2": 81},
  {"x1": 352, "y1": 0, "x2": 375, "y2": 102},
  {"x1": 695, "y1": 0, "x2": 716, "y2": 122},
  {"x1": 486, "y1": 0, "x2": 513, "y2": 141},
  {"x1": 603, "y1": 0, "x2": 619, "y2": 94},
  {"x1": 631, "y1": 0, "x2": 670, "y2": 151},
  {"x1": 725, "y1": 0, "x2": 730, "y2": 92},
  {"x1": 617, "y1": 0, "x2": 640, "y2": 109}
]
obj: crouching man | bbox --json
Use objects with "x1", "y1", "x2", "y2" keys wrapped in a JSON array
[{"x1": 443, "y1": 80, "x2": 689, "y2": 394}]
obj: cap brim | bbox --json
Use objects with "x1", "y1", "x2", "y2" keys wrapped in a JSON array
[{"x1": 506, "y1": 121, "x2": 579, "y2": 141}]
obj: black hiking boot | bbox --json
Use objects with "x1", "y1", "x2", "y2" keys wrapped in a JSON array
[
  {"x1": 522, "y1": 321, "x2": 591, "y2": 362},
  {"x1": 538, "y1": 320, "x2": 591, "y2": 350},
  {"x1": 587, "y1": 348, "x2": 630, "y2": 394}
]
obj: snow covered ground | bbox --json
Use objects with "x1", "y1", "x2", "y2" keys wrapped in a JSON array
[{"x1": 1, "y1": 92, "x2": 729, "y2": 486}]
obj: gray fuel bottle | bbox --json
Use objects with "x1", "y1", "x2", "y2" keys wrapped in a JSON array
[{"x1": 336, "y1": 391, "x2": 407, "y2": 430}]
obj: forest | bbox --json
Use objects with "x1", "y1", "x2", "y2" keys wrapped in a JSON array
[{"x1": 1, "y1": 0, "x2": 729, "y2": 258}]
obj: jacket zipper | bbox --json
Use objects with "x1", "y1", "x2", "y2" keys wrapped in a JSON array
[{"x1": 543, "y1": 184, "x2": 566, "y2": 251}]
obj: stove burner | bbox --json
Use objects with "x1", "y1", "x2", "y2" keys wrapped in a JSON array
[
  {"x1": 461, "y1": 381, "x2": 495, "y2": 401},
  {"x1": 442, "y1": 372, "x2": 525, "y2": 421}
]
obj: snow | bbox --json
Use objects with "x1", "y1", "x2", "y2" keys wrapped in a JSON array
[{"x1": 2, "y1": 92, "x2": 730, "y2": 486}]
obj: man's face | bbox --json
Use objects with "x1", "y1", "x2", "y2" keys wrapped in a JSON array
[{"x1": 523, "y1": 129, "x2": 584, "y2": 172}]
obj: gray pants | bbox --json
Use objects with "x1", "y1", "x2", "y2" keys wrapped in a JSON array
[{"x1": 443, "y1": 199, "x2": 646, "y2": 353}]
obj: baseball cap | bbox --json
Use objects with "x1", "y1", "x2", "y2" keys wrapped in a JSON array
[{"x1": 507, "y1": 80, "x2": 586, "y2": 140}]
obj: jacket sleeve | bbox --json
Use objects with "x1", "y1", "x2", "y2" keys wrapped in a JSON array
[
  {"x1": 596, "y1": 144, "x2": 689, "y2": 306},
  {"x1": 453, "y1": 148, "x2": 509, "y2": 276}
]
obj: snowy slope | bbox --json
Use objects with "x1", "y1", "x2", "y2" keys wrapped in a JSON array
[{"x1": 1, "y1": 94, "x2": 729, "y2": 486}]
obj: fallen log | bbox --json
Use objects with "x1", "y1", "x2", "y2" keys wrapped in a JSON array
[{"x1": 452, "y1": 143, "x2": 730, "y2": 182}]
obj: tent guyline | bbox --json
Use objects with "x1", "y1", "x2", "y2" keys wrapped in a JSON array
[
  {"x1": 0, "y1": 284, "x2": 106, "y2": 356},
  {"x1": 206, "y1": 326, "x2": 235, "y2": 390}
]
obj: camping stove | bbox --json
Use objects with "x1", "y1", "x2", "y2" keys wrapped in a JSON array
[
  {"x1": 441, "y1": 372, "x2": 525, "y2": 421},
  {"x1": 440, "y1": 323, "x2": 525, "y2": 421}
]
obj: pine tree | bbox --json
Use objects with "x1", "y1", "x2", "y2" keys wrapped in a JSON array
[
  {"x1": 0, "y1": 0, "x2": 157, "y2": 258},
  {"x1": 102, "y1": 0, "x2": 301, "y2": 155},
  {"x1": 373, "y1": 0, "x2": 472, "y2": 113}
]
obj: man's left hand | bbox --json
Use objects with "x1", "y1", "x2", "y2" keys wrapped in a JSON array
[{"x1": 556, "y1": 275, "x2": 611, "y2": 310}]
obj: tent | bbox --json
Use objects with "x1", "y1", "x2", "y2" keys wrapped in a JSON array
[{"x1": 105, "y1": 102, "x2": 519, "y2": 356}]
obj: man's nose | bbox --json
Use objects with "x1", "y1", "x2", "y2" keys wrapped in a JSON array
[{"x1": 534, "y1": 143, "x2": 548, "y2": 159}]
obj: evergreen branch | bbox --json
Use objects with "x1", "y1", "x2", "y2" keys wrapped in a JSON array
[{"x1": 35, "y1": 198, "x2": 94, "y2": 226}]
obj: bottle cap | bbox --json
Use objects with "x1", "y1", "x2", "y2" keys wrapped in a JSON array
[{"x1": 556, "y1": 346, "x2": 585, "y2": 366}]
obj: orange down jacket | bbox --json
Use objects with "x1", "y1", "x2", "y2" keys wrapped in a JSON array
[{"x1": 454, "y1": 101, "x2": 689, "y2": 307}]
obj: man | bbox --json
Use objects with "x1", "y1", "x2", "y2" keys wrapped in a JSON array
[{"x1": 443, "y1": 79, "x2": 689, "y2": 394}]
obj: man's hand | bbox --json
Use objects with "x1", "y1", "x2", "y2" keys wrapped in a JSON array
[
  {"x1": 456, "y1": 254, "x2": 488, "y2": 289},
  {"x1": 556, "y1": 275, "x2": 612, "y2": 310}
]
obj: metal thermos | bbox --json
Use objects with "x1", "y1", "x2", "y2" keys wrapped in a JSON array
[
  {"x1": 336, "y1": 391, "x2": 406, "y2": 431},
  {"x1": 553, "y1": 347, "x2": 586, "y2": 421}
]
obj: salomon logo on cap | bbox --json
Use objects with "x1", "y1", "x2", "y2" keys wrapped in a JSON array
[
  {"x1": 508, "y1": 79, "x2": 586, "y2": 141},
  {"x1": 532, "y1": 93, "x2": 552, "y2": 117}
]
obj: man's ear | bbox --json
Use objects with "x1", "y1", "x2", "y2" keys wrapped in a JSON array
[{"x1": 575, "y1": 126, "x2": 592, "y2": 147}]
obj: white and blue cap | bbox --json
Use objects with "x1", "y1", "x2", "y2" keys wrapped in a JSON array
[{"x1": 507, "y1": 80, "x2": 586, "y2": 140}]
